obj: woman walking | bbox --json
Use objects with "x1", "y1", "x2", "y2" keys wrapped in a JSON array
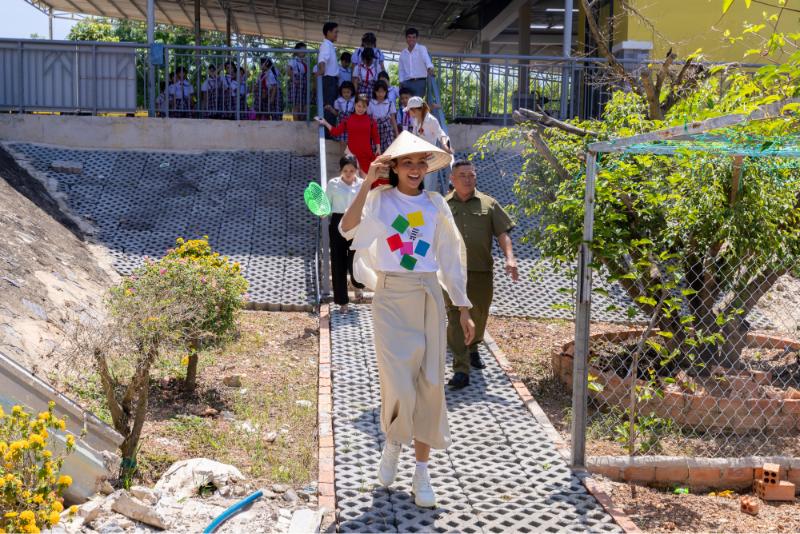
[{"x1": 339, "y1": 131, "x2": 475, "y2": 507}]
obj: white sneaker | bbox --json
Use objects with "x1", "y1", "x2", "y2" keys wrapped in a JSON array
[
  {"x1": 411, "y1": 467, "x2": 436, "y2": 508},
  {"x1": 377, "y1": 441, "x2": 402, "y2": 487}
]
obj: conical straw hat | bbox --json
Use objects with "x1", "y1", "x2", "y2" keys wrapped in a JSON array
[{"x1": 381, "y1": 131, "x2": 452, "y2": 174}]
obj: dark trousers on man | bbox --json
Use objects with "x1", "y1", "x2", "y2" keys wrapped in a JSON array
[
  {"x1": 322, "y1": 75, "x2": 339, "y2": 139},
  {"x1": 445, "y1": 270, "x2": 493, "y2": 374},
  {"x1": 400, "y1": 78, "x2": 428, "y2": 99},
  {"x1": 329, "y1": 213, "x2": 363, "y2": 305}
]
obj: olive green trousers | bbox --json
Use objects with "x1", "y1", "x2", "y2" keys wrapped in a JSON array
[{"x1": 444, "y1": 270, "x2": 493, "y2": 375}]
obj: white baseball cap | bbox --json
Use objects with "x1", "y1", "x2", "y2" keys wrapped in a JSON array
[{"x1": 403, "y1": 96, "x2": 425, "y2": 113}]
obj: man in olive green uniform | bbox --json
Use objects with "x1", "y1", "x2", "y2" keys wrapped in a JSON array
[{"x1": 445, "y1": 160, "x2": 518, "y2": 389}]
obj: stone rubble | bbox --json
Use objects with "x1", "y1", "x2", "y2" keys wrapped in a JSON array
[{"x1": 54, "y1": 459, "x2": 320, "y2": 533}]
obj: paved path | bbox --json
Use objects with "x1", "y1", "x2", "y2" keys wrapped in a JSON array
[{"x1": 330, "y1": 305, "x2": 623, "y2": 533}]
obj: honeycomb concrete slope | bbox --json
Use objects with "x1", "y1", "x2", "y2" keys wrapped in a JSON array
[
  {"x1": 7, "y1": 143, "x2": 319, "y2": 311},
  {"x1": 330, "y1": 306, "x2": 623, "y2": 533}
]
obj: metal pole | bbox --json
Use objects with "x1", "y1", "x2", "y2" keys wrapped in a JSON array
[
  {"x1": 147, "y1": 0, "x2": 155, "y2": 117},
  {"x1": 317, "y1": 80, "x2": 332, "y2": 299},
  {"x1": 571, "y1": 150, "x2": 597, "y2": 469},
  {"x1": 559, "y1": 0, "x2": 574, "y2": 119},
  {"x1": 48, "y1": 8, "x2": 53, "y2": 40}
]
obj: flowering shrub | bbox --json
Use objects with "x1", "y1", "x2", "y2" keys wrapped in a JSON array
[
  {"x1": 0, "y1": 402, "x2": 77, "y2": 534},
  {"x1": 109, "y1": 236, "x2": 248, "y2": 347}
]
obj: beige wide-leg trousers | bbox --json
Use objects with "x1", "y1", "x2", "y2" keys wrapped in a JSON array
[{"x1": 372, "y1": 271, "x2": 451, "y2": 450}]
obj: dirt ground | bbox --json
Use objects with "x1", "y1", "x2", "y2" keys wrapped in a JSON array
[
  {"x1": 56, "y1": 311, "x2": 319, "y2": 490},
  {"x1": 487, "y1": 315, "x2": 800, "y2": 533},
  {"x1": 601, "y1": 476, "x2": 800, "y2": 533}
]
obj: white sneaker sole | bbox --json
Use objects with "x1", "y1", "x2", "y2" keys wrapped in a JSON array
[{"x1": 412, "y1": 491, "x2": 436, "y2": 508}]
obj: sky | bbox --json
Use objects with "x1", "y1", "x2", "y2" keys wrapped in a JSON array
[{"x1": 2, "y1": 0, "x2": 80, "y2": 40}]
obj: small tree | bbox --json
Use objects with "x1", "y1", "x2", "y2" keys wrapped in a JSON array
[{"x1": 76, "y1": 237, "x2": 246, "y2": 484}]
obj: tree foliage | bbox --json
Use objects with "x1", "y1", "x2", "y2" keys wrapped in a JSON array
[{"x1": 476, "y1": 1, "x2": 800, "y2": 370}]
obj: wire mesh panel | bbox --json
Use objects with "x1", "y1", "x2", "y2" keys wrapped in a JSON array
[{"x1": 569, "y1": 125, "x2": 800, "y2": 459}]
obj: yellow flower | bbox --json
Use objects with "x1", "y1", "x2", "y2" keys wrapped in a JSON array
[
  {"x1": 20, "y1": 510, "x2": 35, "y2": 523},
  {"x1": 37, "y1": 411, "x2": 50, "y2": 421},
  {"x1": 10, "y1": 439, "x2": 28, "y2": 452},
  {"x1": 68, "y1": 505, "x2": 78, "y2": 515},
  {"x1": 0, "y1": 405, "x2": 4, "y2": 417},
  {"x1": 57, "y1": 475, "x2": 72, "y2": 487},
  {"x1": 48, "y1": 511, "x2": 60, "y2": 526},
  {"x1": 33, "y1": 494, "x2": 44, "y2": 504},
  {"x1": 51, "y1": 501, "x2": 63, "y2": 513},
  {"x1": 28, "y1": 434, "x2": 45, "y2": 448},
  {"x1": 12, "y1": 405, "x2": 22, "y2": 415},
  {"x1": 56, "y1": 420, "x2": 66, "y2": 431},
  {"x1": 65, "y1": 435, "x2": 75, "y2": 448},
  {"x1": 181, "y1": 355, "x2": 190, "y2": 366},
  {"x1": 4, "y1": 512, "x2": 18, "y2": 518},
  {"x1": 42, "y1": 450, "x2": 52, "y2": 459}
]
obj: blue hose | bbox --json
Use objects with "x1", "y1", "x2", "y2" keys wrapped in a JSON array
[{"x1": 203, "y1": 489, "x2": 264, "y2": 533}]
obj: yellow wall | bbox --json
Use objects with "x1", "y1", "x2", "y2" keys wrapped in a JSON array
[{"x1": 577, "y1": 0, "x2": 800, "y2": 62}]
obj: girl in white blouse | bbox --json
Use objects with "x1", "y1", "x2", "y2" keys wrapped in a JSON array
[
  {"x1": 325, "y1": 156, "x2": 364, "y2": 310},
  {"x1": 339, "y1": 131, "x2": 474, "y2": 508}
]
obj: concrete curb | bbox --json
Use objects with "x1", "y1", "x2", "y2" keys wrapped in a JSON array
[
  {"x1": 483, "y1": 331, "x2": 642, "y2": 534},
  {"x1": 317, "y1": 304, "x2": 336, "y2": 531}
]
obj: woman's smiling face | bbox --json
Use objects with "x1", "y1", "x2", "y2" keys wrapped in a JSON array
[{"x1": 394, "y1": 154, "x2": 429, "y2": 192}]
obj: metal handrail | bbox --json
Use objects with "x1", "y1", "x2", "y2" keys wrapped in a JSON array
[{"x1": 316, "y1": 77, "x2": 331, "y2": 302}]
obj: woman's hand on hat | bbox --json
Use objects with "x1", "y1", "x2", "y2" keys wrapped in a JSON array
[{"x1": 366, "y1": 155, "x2": 391, "y2": 187}]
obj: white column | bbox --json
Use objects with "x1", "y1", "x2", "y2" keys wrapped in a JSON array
[{"x1": 559, "y1": 0, "x2": 574, "y2": 119}]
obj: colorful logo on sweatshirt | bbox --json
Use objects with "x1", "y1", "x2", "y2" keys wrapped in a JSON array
[{"x1": 386, "y1": 210, "x2": 430, "y2": 270}]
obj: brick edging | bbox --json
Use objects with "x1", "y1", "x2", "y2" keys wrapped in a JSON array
[
  {"x1": 483, "y1": 331, "x2": 642, "y2": 534},
  {"x1": 318, "y1": 304, "x2": 336, "y2": 529}
]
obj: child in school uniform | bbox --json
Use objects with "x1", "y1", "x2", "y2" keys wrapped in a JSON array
[
  {"x1": 169, "y1": 66, "x2": 194, "y2": 118},
  {"x1": 223, "y1": 61, "x2": 235, "y2": 119},
  {"x1": 396, "y1": 87, "x2": 413, "y2": 132},
  {"x1": 404, "y1": 96, "x2": 454, "y2": 191},
  {"x1": 325, "y1": 81, "x2": 355, "y2": 146},
  {"x1": 201, "y1": 64, "x2": 227, "y2": 119},
  {"x1": 155, "y1": 80, "x2": 168, "y2": 117},
  {"x1": 378, "y1": 71, "x2": 399, "y2": 109},
  {"x1": 317, "y1": 94, "x2": 381, "y2": 182},
  {"x1": 338, "y1": 52, "x2": 352, "y2": 87},
  {"x1": 229, "y1": 66, "x2": 248, "y2": 119},
  {"x1": 257, "y1": 58, "x2": 283, "y2": 121},
  {"x1": 351, "y1": 32, "x2": 386, "y2": 73},
  {"x1": 353, "y1": 48, "x2": 379, "y2": 99},
  {"x1": 287, "y1": 42, "x2": 309, "y2": 121},
  {"x1": 369, "y1": 80, "x2": 399, "y2": 153},
  {"x1": 325, "y1": 155, "x2": 365, "y2": 311}
]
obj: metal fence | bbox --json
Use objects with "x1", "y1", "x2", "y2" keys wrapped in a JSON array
[
  {"x1": 569, "y1": 121, "x2": 800, "y2": 464},
  {"x1": 0, "y1": 38, "x2": 644, "y2": 122}
]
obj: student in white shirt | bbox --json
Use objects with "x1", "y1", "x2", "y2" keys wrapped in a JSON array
[
  {"x1": 168, "y1": 66, "x2": 194, "y2": 118},
  {"x1": 369, "y1": 80, "x2": 399, "y2": 152},
  {"x1": 353, "y1": 47, "x2": 379, "y2": 99},
  {"x1": 326, "y1": 156, "x2": 365, "y2": 310},
  {"x1": 287, "y1": 42, "x2": 309, "y2": 121},
  {"x1": 317, "y1": 22, "x2": 340, "y2": 135},
  {"x1": 256, "y1": 58, "x2": 282, "y2": 121},
  {"x1": 201, "y1": 64, "x2": 227, "y2": 119},
  {"x1": 404, "y1": 96, "x2": 452, "y2": 191},
  {"x1": 378, "y1": 71, "x2": 400, "y2": 109},
  {"x1": 398, "y1": 28, "x2": 434, "y2": 99},
  {"x1": 338, "y1": 132, "x2": 474, "y2": 509},
  {"x1": 338, "y1": 51, "x2": 352, "y2": 87},
  {"x1": 351, "y1": 32, "x2": 387, "y2": 73}
]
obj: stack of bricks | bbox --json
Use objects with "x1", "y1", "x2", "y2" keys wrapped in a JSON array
[{"x1": 753, "y1": 462, "x2": 796, "y2": 502}]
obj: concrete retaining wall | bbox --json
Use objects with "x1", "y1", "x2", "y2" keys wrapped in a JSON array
[{"x1": 0, "y1": 114, "x2": 499, "y2": 154}]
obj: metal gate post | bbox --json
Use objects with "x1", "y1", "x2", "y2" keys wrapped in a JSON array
[{"x1": 571, "y1": 150, "x2": 597, "y2": 469}]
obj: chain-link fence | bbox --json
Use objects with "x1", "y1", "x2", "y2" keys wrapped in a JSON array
[{"x1": 567, "y1": 110, "x2": 800, "y2": 463}]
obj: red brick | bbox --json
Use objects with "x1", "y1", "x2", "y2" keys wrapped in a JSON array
[
  {"x1": 318, "y1": 495, "x2": 335, "y2": 510},
  {"x1": 721, "y1": 467, "x2": 755, "y2": 490},
  {"x1": 319, "y1": 468, "x2": 334, "y2": 484},
  {"x1": 589, "y1": 464, "x2": 622, "y2": 481},
  {"x1": 622, "y1": 465, "x2": 655, "y2": 482},
  {"x1": 740, "y1": 495, "x2": 760, "y2": 516},
  {"x1": 688, "y1": 466, "x2": 723, "y2": 489},
  {"x1": 762, "y1": 463, "x2": 782, "y2": 485},
  {"x1": 757, "y1": 480, "x2": 795, "y2": 501},
  {"x1": 683, "y1": 395, "x2": 720, "y2": 427},
  {"x1": 655, "y1": 466, "x2": 689, "y2": 483}
]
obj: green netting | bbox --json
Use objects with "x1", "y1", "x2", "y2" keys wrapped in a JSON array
[{"x1": 304, "y1": 182, "x2": 331, "y2": 217}]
